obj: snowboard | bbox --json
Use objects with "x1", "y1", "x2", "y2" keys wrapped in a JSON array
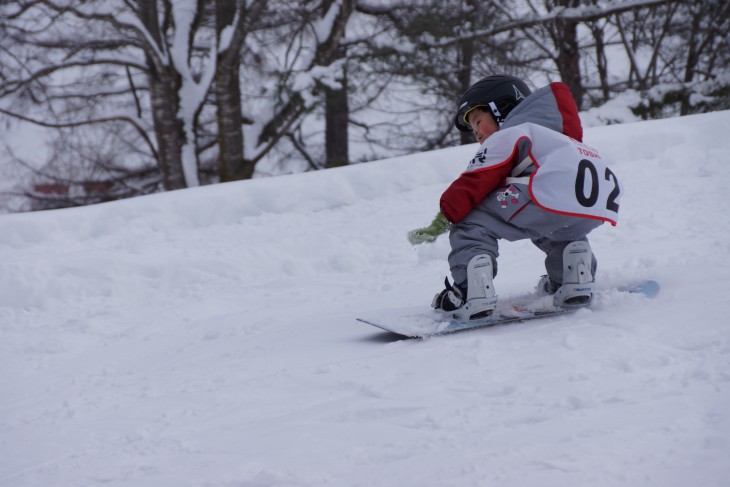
[{"x1": 357, "y1": 280, "x2": 660, "y2": 338}]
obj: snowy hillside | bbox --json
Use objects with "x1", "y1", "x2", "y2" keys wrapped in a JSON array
[{"x1": 2, "y1": 111, "x2": 730, "y2": 487}]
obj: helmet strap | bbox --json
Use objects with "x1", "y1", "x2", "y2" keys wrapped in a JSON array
[{"x1": 488, "y1": 101, "x2": 503, "y2": 125}]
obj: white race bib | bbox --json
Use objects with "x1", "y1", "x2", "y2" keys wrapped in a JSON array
[{"x1": 474, "y1": 123, "x2": 621, "y2": 225}]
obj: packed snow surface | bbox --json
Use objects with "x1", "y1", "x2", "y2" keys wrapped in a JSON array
[{"x1": 2, "y1": 111, "x2": 729, "y2": 486}]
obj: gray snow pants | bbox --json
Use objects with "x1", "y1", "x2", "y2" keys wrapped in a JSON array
[{"x1": 448, "y1": 182, "x2": 602, "y2": 287}]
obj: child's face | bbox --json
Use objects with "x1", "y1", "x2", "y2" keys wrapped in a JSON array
[{"x1": 467, "y1": 109, "x2": 499, "y2": 145}]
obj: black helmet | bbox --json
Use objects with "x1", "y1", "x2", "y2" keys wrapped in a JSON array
[{"x1": 454, "y1": 75, "x2": 531, "y2": 132}]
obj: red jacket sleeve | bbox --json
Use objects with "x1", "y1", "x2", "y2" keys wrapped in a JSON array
[{"x1": 440, "y1": 161, "x2": 513, "y2": 224}]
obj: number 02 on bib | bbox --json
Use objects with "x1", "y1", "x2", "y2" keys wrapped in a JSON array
[{"x1": 512, "y1": 123, "x2": 621, "y2": 226}]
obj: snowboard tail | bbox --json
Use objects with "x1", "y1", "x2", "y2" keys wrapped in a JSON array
[{"x1": 357, "y1": 280, "x2": 660, "y2": 338}]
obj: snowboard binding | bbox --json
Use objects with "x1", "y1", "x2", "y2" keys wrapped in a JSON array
[
  {"x1": 550, "y1": 241, "x2": 595, "y2": 308},
  {"x1": 432, "y1": 254, "x2": 498, "y2": 321}
]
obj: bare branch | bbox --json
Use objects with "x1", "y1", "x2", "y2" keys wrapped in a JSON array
[
  {"x1": 1, "y1": 58, "x2": 148, "y2": 97},
  {"x1": 0, "y1": 106, "x2": 158, "y2": 162},
  {"x1": 427, "y1": 0, "x2": 675, "y2": 49}
]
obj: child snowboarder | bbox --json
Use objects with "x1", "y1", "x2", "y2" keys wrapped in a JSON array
[{"x1": 430, "y1": 75, "x2": 622, "y2": 322}]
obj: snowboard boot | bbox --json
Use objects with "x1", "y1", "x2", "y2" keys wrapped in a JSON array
[
  {"x1": 432, "y1": 254, "x2": 498, "y2": 321},
  {"x1": 432, "y1": 278, "x2": 465, "y2": 312},
  {"x1": 550, "y1": 241, "x2": 595, "y2": 308}
]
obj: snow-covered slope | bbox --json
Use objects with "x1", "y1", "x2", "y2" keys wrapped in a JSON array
[{"x1": 2, "y1": 111, "x2": 729, "y2": 487}]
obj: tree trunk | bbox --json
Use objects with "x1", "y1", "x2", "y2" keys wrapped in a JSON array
[
  {"x1": 555, "y1": 21, "x2": 583, "y2": 108},
  {"x1": 216, "y1": 59, "x2": 250, "y2": 180},
  {"x1": 215, "y1": 0, "x2": 251, "y2": 181},
  {"x1": 148, "y1": 69, "x2": 187, "y2": 190},
  {"x1": 591, "y1": 22, "x2": 610, "y2": 102},
  {"x1": 680, "y1": 3, "x2": 703, "y2": 116},
  {"x1": 552, "y1": 0, "x2": 584, "y2": 109},
  {"x1": 137, "y1": 0, "x2": 187, "y2": 190},
  {"x1": 325, "y1": 56, "x2": 349, "y2": 168},
  {"x1": 458, "y1": 34, "x2": 474, "y2": 145}
]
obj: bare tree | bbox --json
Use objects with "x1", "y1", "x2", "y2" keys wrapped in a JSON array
[
  {"x1": 321, "y1": 0, "x2": 354, "y2": 168},
  {"x1": 242, "y1": 0, "x2": 356, "y2": 172},
  {"x1": 1, "y1": 0, "x2": 221, "y2": 190},
  {"x1": 1, "y1": 1, "x2": 164, "y2": 208},
  {"x1": 543, "y1": 0, "x2": 584, "y2": 107},
  {"x1": 1, "y1": 0, "x2": 358, "y2": 207},
  {"x1": 214, "y1": 0, "x2": 267, "y2": 182},
  {"x1": 611, "y1": 0, "x2": 730, "y2": 117},
  {"x1": 675, "y1": 0, "x2": 730, "y2": 114},
  {"x1": 584, "y1": 16, "x2": 611, "y2": 103},
  {"x1": 352, "y1": 0, "x2": 521, "y2": 150}
]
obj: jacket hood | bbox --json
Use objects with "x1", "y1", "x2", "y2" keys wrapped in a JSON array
[{"x1": 502, "y1": 82, "x2": 583, "y2": 142}]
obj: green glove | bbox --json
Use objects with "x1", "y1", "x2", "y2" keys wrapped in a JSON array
[{"x1": 407, "y1": 211, "x2": 450, "y2": 245}]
